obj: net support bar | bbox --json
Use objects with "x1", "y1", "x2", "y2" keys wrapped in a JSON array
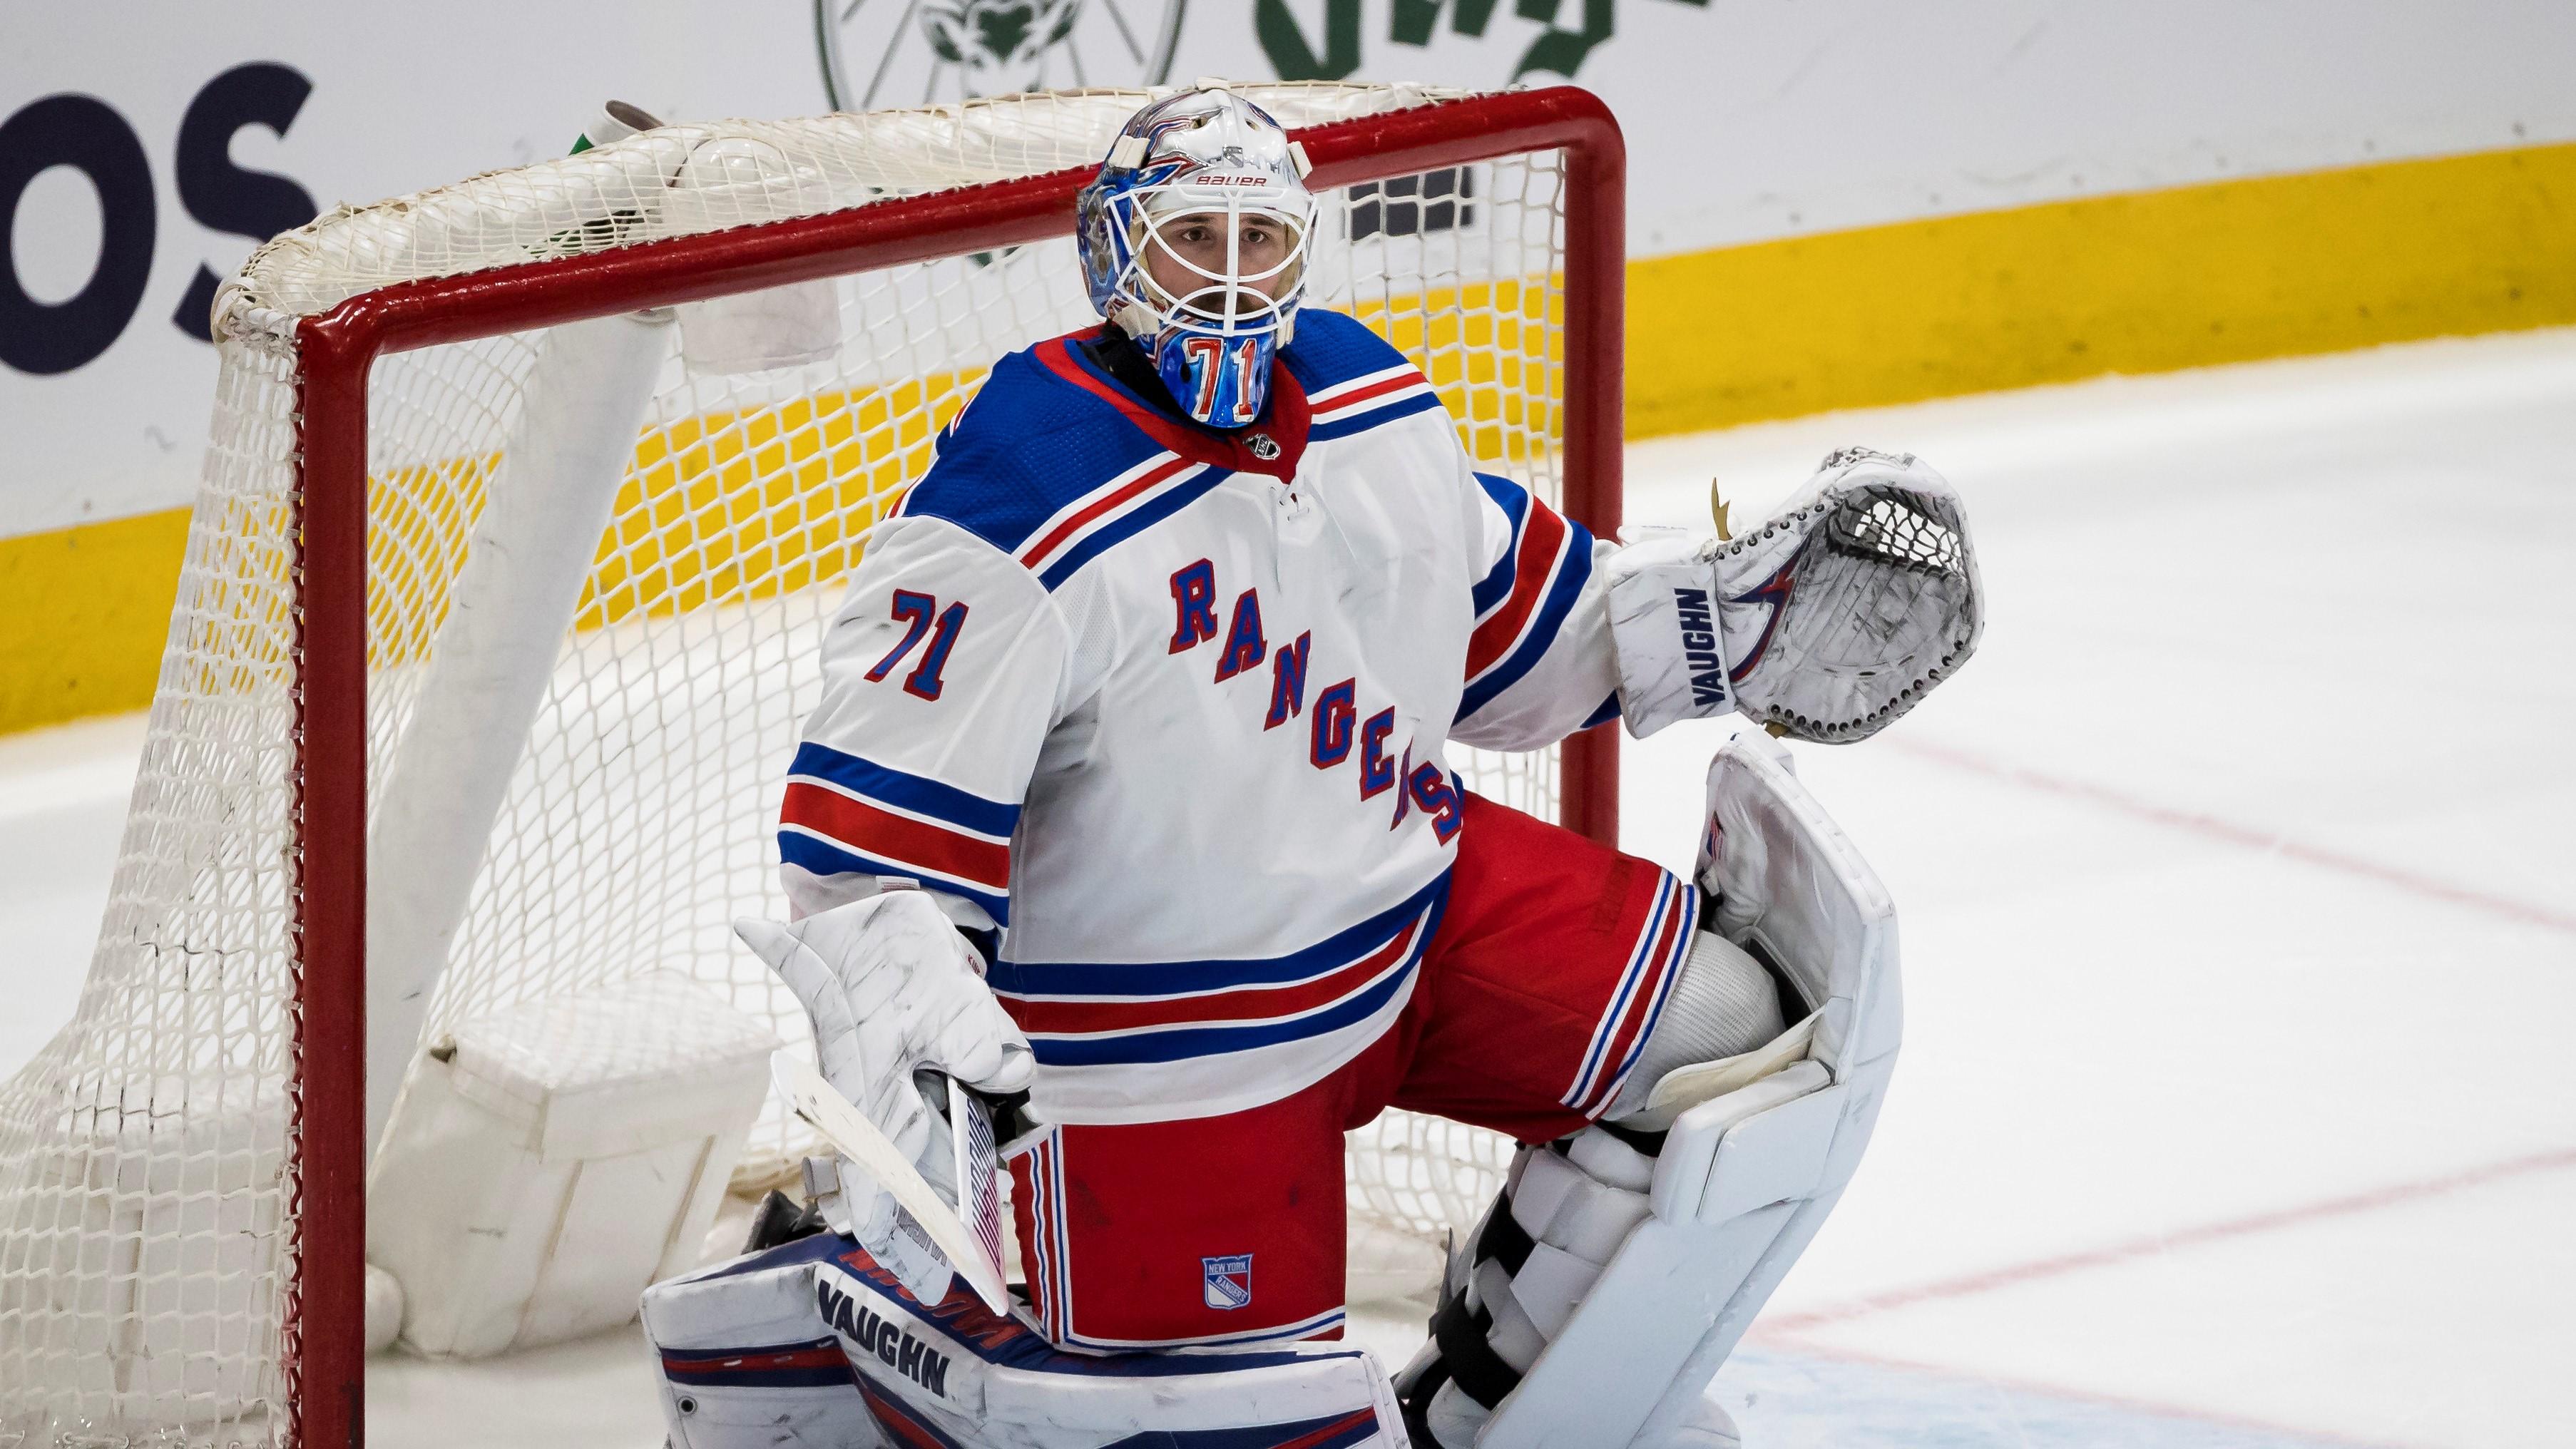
[
  {"x1": 287, "y1": 85, "x2": 1624, "y2": 1447},
  {"x1": 359, "y1": 312, "x2": 678, "y2": 1152}
]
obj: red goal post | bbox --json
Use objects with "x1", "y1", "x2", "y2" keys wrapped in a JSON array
[{"x1": 19, "y1": 85, "x2": 1625, "y2": 1447}]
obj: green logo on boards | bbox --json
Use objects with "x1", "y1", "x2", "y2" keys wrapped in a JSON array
[
  {"x1": 814, "y1": 0, "x2": 1187, "y2": 112},
  {"x1": 1256, "y1": 0, "x2": 1712, "y2": 84},
  {"x1": 812, "y1": 0, "x2": 1712, "y2": 111}
]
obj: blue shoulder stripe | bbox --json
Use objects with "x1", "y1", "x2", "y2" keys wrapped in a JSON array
[
  {"x1": 1033, "y1": 465, "x2": 1233, "y2": 592},
  {"x1": 1308, "y1": 389, "x2": 1445, "y2": 441},
  {"x1": 787, "y1": 741, "x2": 1018, "y2": 836},
  {"x1": 1279, "y1": 307, "x2": 1410, "y2": 393},
  {"x1": 898, "y1": 349, "x2": 1170, "y2": 558},
  {"x1": 1470, "y1": 473, "x2": 1533, "y2": 618},
  {"x1": 1456, "y1": 516, "x2": 1597, "y2": 722}
]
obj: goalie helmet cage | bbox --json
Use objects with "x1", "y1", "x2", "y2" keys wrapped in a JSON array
[{"x1": 0, "y1": 83, "x2": 1622, "y2": 1446}]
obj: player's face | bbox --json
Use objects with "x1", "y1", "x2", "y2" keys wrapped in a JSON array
[{"x1": 1141, "y1": 210, "x2": 1299, "y2": 318}]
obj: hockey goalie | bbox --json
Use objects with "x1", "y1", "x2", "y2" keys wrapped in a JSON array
[{"x1": 641, "y1": 87, "x2": 1980, "y2": 1448}]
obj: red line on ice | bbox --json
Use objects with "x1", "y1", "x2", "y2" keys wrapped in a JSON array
[
  {"x1": 1759, "y1": 1144, "x2": 2576, "y2": 1335},
  {"x1": 1757, "y1": 1336, "x2": 2447, "y2": 1449},
  {"x1": 1891, "y1": 737, "x2": 2576, "y2": 936}
]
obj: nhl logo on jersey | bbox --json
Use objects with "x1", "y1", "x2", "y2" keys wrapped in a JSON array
[
  {"x1": 1247, "y1": 432, "x2": 1281, "y2": 461},
  {"x1": 1200, "y1": 1254, "x2": 1254, "y2": 1311}
]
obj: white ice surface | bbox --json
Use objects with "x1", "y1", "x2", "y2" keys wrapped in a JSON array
[
  {"x1": 1608, "y1": 326, "x2": 2576, "y2": 1449},
  {"x1": 2, "y1": 327, "x2": 2572, "y2": 1445}
]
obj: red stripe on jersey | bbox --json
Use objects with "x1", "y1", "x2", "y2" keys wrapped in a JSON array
[
  {"x1": 1000, "y1": 917, "x2": 1423, "y2": 1037},
  {"x1": 782, "y1": 781, "x2": 1011, "y2": 890},
  {"x1": 1312, "y1": 368, "x2": 1425, "y2": 415},
  {"x1": 1017, "y1": 453, "x2": 1197, "y2": 569},
  {"x1": 1464, "y1": 502, "x2": 1568, "y2": 679},
  {"x1": 1583, "y1": 889, "x2": 1692, "y2": 1115}
]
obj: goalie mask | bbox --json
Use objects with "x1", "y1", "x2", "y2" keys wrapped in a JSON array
[{"x1": 1077, "y1": 87, "x2": 1317, "y2": 429}]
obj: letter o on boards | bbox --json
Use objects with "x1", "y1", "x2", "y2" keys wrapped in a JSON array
[{"x1": 0, "y1": 95, "x2": 156, "y2": 376}]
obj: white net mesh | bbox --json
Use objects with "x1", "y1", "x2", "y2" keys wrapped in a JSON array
[{"x1": 0, "y1": 83, "x2": 1585, "y2": 1442}]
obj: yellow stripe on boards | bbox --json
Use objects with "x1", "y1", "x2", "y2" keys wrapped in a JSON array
[
  {"x1": 4, "y1": 138, "x2": 2572, "y2": 736},
  {"x1": 1628, "y1": 140, "x2": 2576, "y2": 436},
  {"x1": 0, "y1": 509, "x2": 193, "y2": 734}
]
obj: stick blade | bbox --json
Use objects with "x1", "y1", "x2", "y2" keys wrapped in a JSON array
[{"x1": 770, "y1": 1050, "x2": 1013, "y2": 1315}]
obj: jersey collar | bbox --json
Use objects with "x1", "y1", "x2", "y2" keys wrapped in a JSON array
[{"x1": 1034, "y1": 329, "x2": 1309, "y2": 481}]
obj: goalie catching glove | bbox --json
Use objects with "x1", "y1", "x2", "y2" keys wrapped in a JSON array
[
  {"x1": 1607, "y1": 446, "x2": 1983, "y2": 742},
  {"x1": 735, "y1": 890, "x2": 1034, "y2": 1241}
]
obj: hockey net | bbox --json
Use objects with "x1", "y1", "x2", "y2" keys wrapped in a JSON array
[{"x1": 0, "y1": 82, "x2": 1622, "y2": 1445}]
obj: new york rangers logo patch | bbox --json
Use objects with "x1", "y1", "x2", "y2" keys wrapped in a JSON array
[{"x1": 1201, "y1": 1254, "x2": 1254, "y2": 1311}]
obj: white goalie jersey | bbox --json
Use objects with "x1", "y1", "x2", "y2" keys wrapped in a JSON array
[{"x1": 780, "y1": 309, "x2": 1621, "y2": 1126}]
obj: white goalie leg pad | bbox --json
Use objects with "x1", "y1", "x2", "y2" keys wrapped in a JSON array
[
  {"x1": 645, "y1": 1232, "x2": 1403, "y2": 1449},
  {"x1": 1404, "y1": 729, "x2": 1898, "y2": 1449}
]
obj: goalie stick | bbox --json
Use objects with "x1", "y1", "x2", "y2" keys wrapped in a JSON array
[{"x1": 771, "y1": 1049, "x2": 1013, "y2": 1314}]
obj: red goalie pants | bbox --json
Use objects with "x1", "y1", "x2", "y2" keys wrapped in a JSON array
[{"x1": 1004, "y1": 793, "x2": 1698, "y2": 1351}]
